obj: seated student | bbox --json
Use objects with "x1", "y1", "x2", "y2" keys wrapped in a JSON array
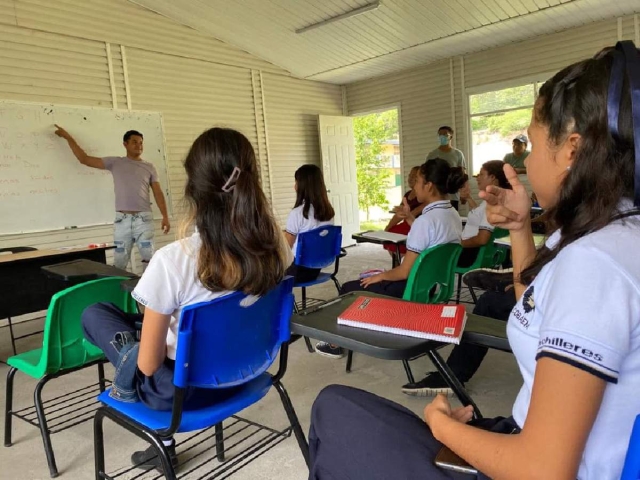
[
  {"x1": 81, "y1": 128, "x2": 290, "y2": 472},
  {"x1": 343, "y1": 159, "x2": 466, "y2": 298},
  {"x1": 457, "y1": 160, "x2": 512, "y2": 268},
  {"x1": 284, "y1": 164, "x2": 335, "y2": 283},
  {"x1": 315, "y1": 159, "x2": 467, "y2": 360},
  {"x1": 382, "y1": 166, "x2": 428, "y2": 257},
  {"x1": 306, "y1": 44, "x2": 640, "y2": 480}
]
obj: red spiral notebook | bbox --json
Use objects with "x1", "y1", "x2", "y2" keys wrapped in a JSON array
[{"x1": 337, "y1": 296, "x2": 467, "y2": 344}]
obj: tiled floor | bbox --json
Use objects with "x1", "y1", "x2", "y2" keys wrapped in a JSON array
[{"x1": 0, "y1": 243, "x2": 521, "y2": 480}]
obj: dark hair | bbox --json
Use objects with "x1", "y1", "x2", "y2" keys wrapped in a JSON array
[
  {"x1": 438, "y1": 125, "x2": 454, "y2": 135},
  {"x1": 481, "y1": 160, "x2": 511, "y2": 190},
  {"x1": 123, "y1": 130, "x2": 143, "y2": 142},
  {"x1": 520, "y1": 46, "x2": 637, "y2": 285},
  {"x1": 294, "y1": 164, "x2": 335, "y2": 221},
  {"x1": 419, "y1": 158, "x2": 468, "y2": 195},
  {"x1": 183, "y1": 128, "x2": 287, "y2": 296}
]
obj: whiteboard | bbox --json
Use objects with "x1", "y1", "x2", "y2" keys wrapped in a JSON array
[{"x1": 0, "y1": 102, "x2": 170, "y2": 235}]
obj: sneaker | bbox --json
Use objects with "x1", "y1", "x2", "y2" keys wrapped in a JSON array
[
  {"x1": 131, "y1": 441, "x2": 178, "y2": 473},
  {"x1": 462, "y1": 267, "x2": 514, "y2": 292},
  {"x1": 315, "y1": 342, "x2": 345, "y2": 359},
  {"x1": 402, "y1": 372, "x2": 456, "y2": 397}
]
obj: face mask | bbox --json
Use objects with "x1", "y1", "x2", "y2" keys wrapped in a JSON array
[{"x1": 438, "y1": 135, "x2": 450, "y2": 146}]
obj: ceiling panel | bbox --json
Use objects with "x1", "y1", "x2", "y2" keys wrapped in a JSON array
[{"x1": 129, "y1": 0, "x2": 640, "y2": 84}]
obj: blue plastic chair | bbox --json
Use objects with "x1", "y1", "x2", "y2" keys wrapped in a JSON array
[
  {"x1": 92, "y1": 278, "x2": 308, "y2": 480},
  {"x1": 621, "y1": 414, "x2": 640, "y2": 480},
  {"x1": 292, "y1": 225, "x2": 345, "y2": 352},
  {"x1": 293, "y1": 225, "x2": 344, "y2": 306}
]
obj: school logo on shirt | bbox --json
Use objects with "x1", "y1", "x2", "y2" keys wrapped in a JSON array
[{"x1": 522, "y1": 286, "x2": 535, "y2": 313}]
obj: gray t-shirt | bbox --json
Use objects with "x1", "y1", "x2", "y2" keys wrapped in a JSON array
[
  {"x1": 503, "y1": 151, "x2": 530, "y2": 169},
  {"x1": 426, "y1": 147, "x2": 467, "y2": 201},
  {"x1": 102, "y1": 156, "x2": 159, "y2": 212}
]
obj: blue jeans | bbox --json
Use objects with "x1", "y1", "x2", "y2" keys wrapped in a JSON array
[
  {"x1": 113, "y1": 212, "x2": 155, "y2": 270},
  {"x1": 82, "y1": 302, "x2": 242, "y2": 411}
]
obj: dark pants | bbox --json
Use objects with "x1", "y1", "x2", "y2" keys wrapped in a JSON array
[
  {"x1": 82, "y1": 302, "x2": 233, "y2": 411},
  {"x1": 309, "y1": 385, "x2": 518, "y2": 479},
  {"x1": 341, "y1": 279, "x2": 407, "y2": 298},
  {"x1": 457, "y1": 247, "x2": 480, "y2": 269},
  {"x1": 446, "y1": 289, "x2": 516, "y2": 382}
]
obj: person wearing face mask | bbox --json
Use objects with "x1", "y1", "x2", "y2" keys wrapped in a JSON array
[
  {"x1": 503, "y1": 134, "x2": 530, "y2": 174},
  {"x1": 426, "y1": 126, "x2": 467, "y2": 210}
]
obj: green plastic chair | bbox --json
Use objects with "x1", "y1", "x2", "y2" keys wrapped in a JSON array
[
  {"x1": 4, "y1": 276, "x2": 137, "y2": 478},
  {"x1": 454, "y1": 227, "x2": 509, "y2": 304},
  {"x1": 345, "y1": 243, "x2": 463, "y2": 380},
  {"x1": 403, "y1": 243, "x2": 464, "y2": 304}
]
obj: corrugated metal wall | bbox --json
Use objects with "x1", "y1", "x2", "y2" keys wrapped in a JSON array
[
  {"x1": 0, "y1": 0, "x2": 342, "y2": 272},
  {"x1": 262, "y1": 73, "x2": 343, "y2": 223},
  {"x1": 347, "y1": 59, "x2": 453, "y2": 183},
  {"x1": 346, "y1": 14, "x2": 640, "y2": 213}
]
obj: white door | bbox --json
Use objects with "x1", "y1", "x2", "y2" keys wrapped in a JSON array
[{"x1": 318, "y1": 115, "x2": 359, "y2": 247}]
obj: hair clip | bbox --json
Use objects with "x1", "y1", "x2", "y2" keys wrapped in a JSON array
[{"x1": 221, "y1": 167, "x2": 241, "y2": 192}]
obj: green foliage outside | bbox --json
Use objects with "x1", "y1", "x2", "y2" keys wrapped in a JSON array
[
  {"x1": 471, "y1": 109, "x2": 532, "y2": 137},
  {"x1": 470, "y1": 83, "x2": 537, "y2": 138},
  {"x1": 354, "y1": 109, "x2": 399, "y2": 220}
]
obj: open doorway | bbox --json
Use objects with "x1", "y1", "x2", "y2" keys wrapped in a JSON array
[{"x1": 352, "y1": 107, "x2": 401, "y2": 231}]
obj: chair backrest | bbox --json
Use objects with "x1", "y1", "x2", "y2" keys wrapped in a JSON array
[
  {"x1": 294, "y1": 225, "x2": 342, "y2": 269},
  {"x1": 459, "y1": 228, "x2": 509, "y2": 272},
  {"x1": 173, "y1": 277, "x2": 294, "y2": 389},
  {"x1": 0, "y1": 246, "x2": 37, "y2": 254},
  {"x1": 621, "y1": 414, "x2": 640, "y2": 480},
  {"x1": 403, "y1": 243, "x2": 462, "y2": 304},
  {"x1": 41, "y1": 276, "x2": 137, "y2": 373}
]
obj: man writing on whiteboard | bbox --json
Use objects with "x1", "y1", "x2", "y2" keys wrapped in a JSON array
[{"x1": 54, "y1": 125, "x2": 170, "y2": 271}]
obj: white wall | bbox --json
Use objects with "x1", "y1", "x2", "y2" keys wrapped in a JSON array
[
  {"x1": 0, "y1": 0, "x2": 342, "y2": 264},
  {"x1": 346, "y1": 15, "x2": 639, "y2": 213}
]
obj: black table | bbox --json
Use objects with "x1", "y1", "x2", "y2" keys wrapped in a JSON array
[
  {"x1": 291, "y1": 292, "x2": 511, "y2": 418},
  {"x1": 0, "y1": 245, "x2": 115, "y2": 356},
  {"x1": 352, "y1": 231, "x2": 407, "y2": 268},
  {"x1": 41, "y1": 259, "x2": 137, "y2": 283}
]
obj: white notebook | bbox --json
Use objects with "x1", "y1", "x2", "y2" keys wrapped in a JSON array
[{"x1": 360, "y1": 231, "x2": 408, "y2": 243}]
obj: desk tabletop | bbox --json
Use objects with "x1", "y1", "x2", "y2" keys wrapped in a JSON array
[
  {"x1": 352, "y1": 231, "x2": 407, "y2": 245},
  {"x1": 291, "y1": 292, "x2": 510, "y2": 359},
  {"x1": 41, "y1": 259, "x2": 137, "y2": 281},
  {"x1": 0, "y1": 245, "x2": 115, "y2": 264},
  {"x1": 494, "y1": 234, "x2": 546, "y2": 248}
]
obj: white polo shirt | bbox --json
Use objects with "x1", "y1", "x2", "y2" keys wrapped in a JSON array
[
  {"x1": 405, "y1": 200, "x2": 462, "y2": 254},
  {"x1": 507, "y1": 203, "x2": 640, "y2": 480},
  {"x1": 461, "y1": 201, "x2": 493, "y2": 240},
  {"x1": 131, "y1": 233, "x2": 230, "y2": 360},
  {"x1": 285, "y1": 204, "x2": 334, "y2": 253}
]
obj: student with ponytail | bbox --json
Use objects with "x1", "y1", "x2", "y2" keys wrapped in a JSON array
[
  {"x1": 314, "y1": 158, "x2": 466, "y2": 359},
  {"x1": 307, "y1": 42, "x2": 640, "y2": 480},
  {"x1": 82, "y1": 128, "x2": 290, "y2": 472}
]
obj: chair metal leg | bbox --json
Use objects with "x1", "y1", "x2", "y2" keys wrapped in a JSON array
[
  {"x1": 345, "y1": 350, "x2": 353, "y2": 373},
  {"x1": 468, "y1": 285, "x2": 478, "y2": 304},
  {"x1": 4, "y1": 367, "x2": 17, "y2": 447},
  {"x1": 273, "y1": 380, "x2": 309, "y2": 467},
  {"x1": 95, "y1": 407, "x2": 178, "y2": 480},
  {"x1": 304, "y1": 336, "x2": 314, "y2": 353},
  {"x1": 301, "y1": 287, "x2": 307, "y2": 310},
  {"x1": 7, "y1": 316, "x2": 17, "y2": 356},
  {"x1": 402, "y1": 360, "x2": 415, "y2": 384},
  {"x1": 456, "y1": 274, "x2": 462, "y2": 304},
  {"x1": 34, "y1": 376, "x2": 59, "y2": 478},
  {"x1": 97, "y1": 362, "x2": 106, "y2": 393},
  {"x1": 331, "y1": 276, "x2": 342, "y2": 294},
  {"x1": 215, "y1": 422, "x2": 225, "y2": 462},
  {"x1": 427, "y1": 349, "x2": 483, "y2": 419},
  {"x1": 93, "y1": 408, "x2": 106, "y2": 480}
]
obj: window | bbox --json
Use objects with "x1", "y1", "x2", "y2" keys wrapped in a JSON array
[{"x1": 468, "y1": 81, "x2": 546, "y2": 174}]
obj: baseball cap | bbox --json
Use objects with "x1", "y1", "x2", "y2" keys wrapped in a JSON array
[{"x1": 513, "y1": 134, "x2": 528, "y2": 144}]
